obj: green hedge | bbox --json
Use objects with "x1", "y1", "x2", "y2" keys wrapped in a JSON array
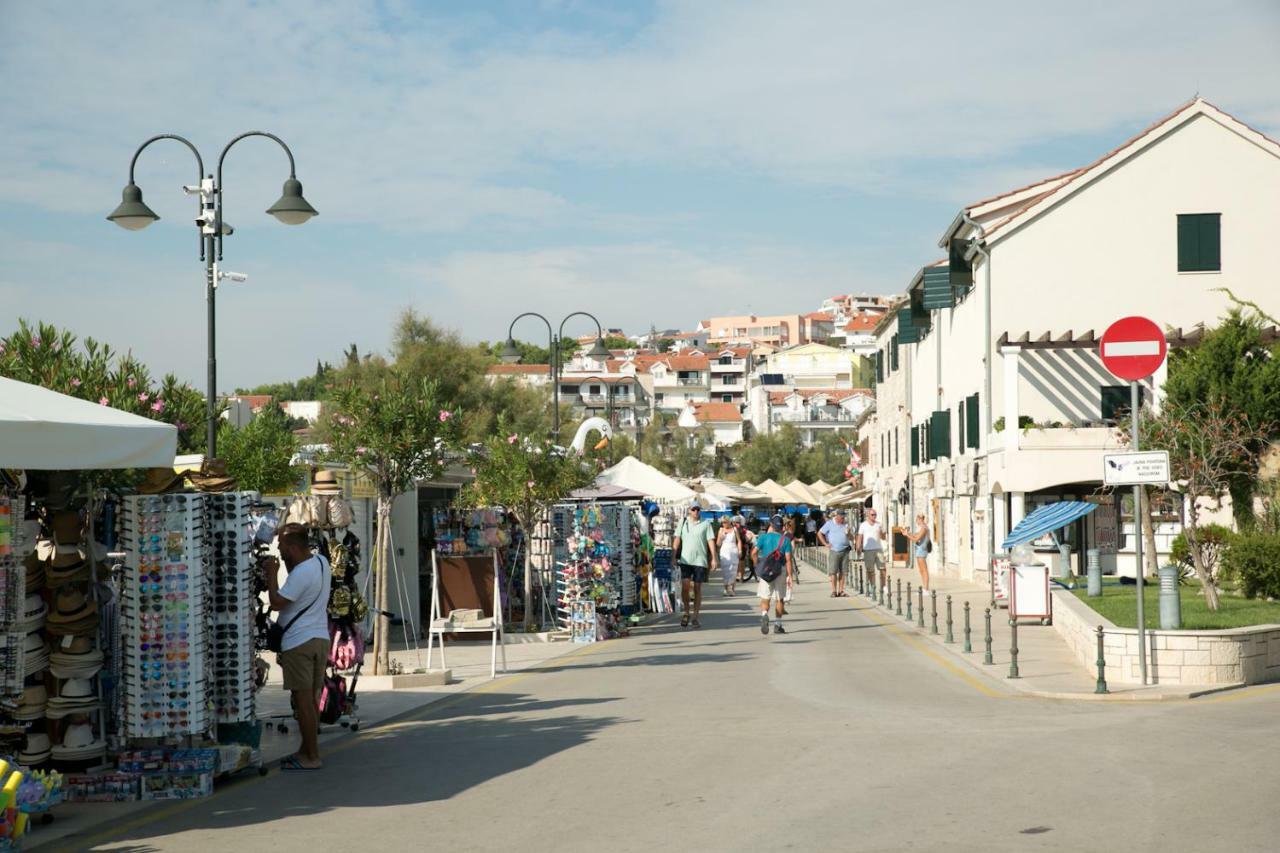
[{"x1": 1220, "y1": 532, "x2": 1280, "y2": 600}]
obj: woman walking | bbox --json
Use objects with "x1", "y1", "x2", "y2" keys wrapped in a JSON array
[
  {"x1": 907, "y1": 512, "x2": 932, "y2": 594},
  {"x1": 716, "y1": 516, "x2": 740, "y2": 596}
]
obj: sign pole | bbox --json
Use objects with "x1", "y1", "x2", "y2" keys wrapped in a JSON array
[{"x1": 1131, "y1": 380, "x2": 1147, "y2": 685}]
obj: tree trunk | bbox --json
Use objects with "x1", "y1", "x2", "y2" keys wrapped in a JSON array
[
  {"x1": 523, "y1": 503, "x2": 536, "y2": 632},
  {"x1": 1184, "y1": 502, "x2": 1221, "y2": 611},
  {"x1": 374, "y1": 496, "x2": 393, "y2": 674},
  {"x1": 1140, "y1": 487, "x2": 1159, "y2": 579}
]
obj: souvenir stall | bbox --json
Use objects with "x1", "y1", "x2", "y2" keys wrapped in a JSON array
[{"x1": 551, "y1": 502, "x2": 633, "y2": 641}]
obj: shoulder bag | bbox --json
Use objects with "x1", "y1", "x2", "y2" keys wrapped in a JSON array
[
  {"x1": 267, "y1": 559, "x2": 326, "y2": 653},
  {"x1": 758, "y1": 535, "x2": 788, "y2": 583}
]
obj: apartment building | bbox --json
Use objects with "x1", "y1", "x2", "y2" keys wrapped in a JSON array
[
  {"x1": 647, "y1": 353, "x2": 712, "y2": 413},
  {"x1": 704, "y1": 313, "x2": 827, "y2": 348},
  {"x1": 745, "y1": 342, "x2": 871, "y2": 443},
  {"x1": 880, "y1": 98, "x2": 1280, "y2": 582},
  {"x1": 706, "y1": 346, "x2": 754, "y2": 407}
]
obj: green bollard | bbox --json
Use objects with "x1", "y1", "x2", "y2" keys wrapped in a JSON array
[
  {"x1": 1008, "y1": 618, "x2": 1021, "y2": 679},
  {"x1": 917, "y1": 587, "x2": 925, "y2": 628},
  {"x1": 895, "y1": 579, "x2": 903, "y2": 616},
  {"x1": 983, "y1": 608, "x2": 994, "y2": 665},
  {"x1": 944, "y1": 595, "x2": 954, "y2": 644},
  {"x1": 906, "y1": 581, "x2": 913, "y2": 621},
  {"x1": 930, "y1": 590, "x2": 939, "y2": 635},
  {"x1": 1095, "y1": 625, "x2": 1109, "y2": 694},
  {"x1": 962, "y1": 601, "x2": 972, "y2": 653}
]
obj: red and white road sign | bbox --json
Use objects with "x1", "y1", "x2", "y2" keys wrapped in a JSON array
[{"x1": 1099, "y1": 316, "x2": 1167, "y2": 381}]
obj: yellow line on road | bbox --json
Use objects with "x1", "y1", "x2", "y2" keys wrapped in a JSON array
[
  {"x1": 53, "y1": 641, "x2": 610, "y2": 852},
  {"x1": 1194, "y1": 682, "x2": 1280, "y2": 704}
]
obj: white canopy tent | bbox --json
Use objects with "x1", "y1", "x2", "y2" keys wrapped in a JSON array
[
  {"x1": 0, "y1": 377, "x2": 178, "y2": 469},
  {"x1": 783, "y1": 479, "x2": 823, "y2": 506},
  {"x1": 595, "y1": 456, "x2": 696, "y2": 502},
  {"x1": 688, "y1": 476, "x2": 769, "y2": 504},
  {"x1": 753, "y1": 479, "x2": 806, "y2": 505}
]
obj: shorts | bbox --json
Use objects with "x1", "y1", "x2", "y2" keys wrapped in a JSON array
[
  {"x1": 280, "y1": 637, "x2": 328, "y2": 693},
  {"x1": 756, "y1": 573, "x2": 788, "y2": 601},
  {"x1": 829, "y1": 549, "x2": 850, "y2": 576},
  {"x1": 863, "y1": 550, "x2": 882, "y2": 572},
  {"x1": 679, "y1": 562, "x2": 709, "y2": 584}
]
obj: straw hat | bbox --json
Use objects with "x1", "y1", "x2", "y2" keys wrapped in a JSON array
[
  {"x1": 50, "y1": 636, "x2": 104, "y2": 679},
  {"x1": 18, "y1": 732, "x2": 51, "y2": 765},
  {"x1": 52, "y1": 722, "x2": 106, "y2": 761},
  {"x1": 46, "y1": 677, "x2": 100, "y2": 718},
  {"x1": 311, "y1": 470, "x2": 343, "y2": 496},
  {"x1": 187, "y1": 458, "x2": 237, "y2": 493},
  {"x1": 20, "y1": 593, "x2": 47, "y2": 630},
  {"x1": 137, "y1": 467, "x2": 185, "y2": 495},
  {"x1": 14, "y1": 684, "x2": 49, "y2": 721},
  {"x1": 45, "y1": 588, "x2": 99, "y2": 636}
]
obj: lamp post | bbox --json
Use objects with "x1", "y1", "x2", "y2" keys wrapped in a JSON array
[
  {"x1": 500, "y1": 311, "x2": 611, "y2": 442},
  {"x1": 108, "y1": 132, "x2": 317, "y2": 458}
]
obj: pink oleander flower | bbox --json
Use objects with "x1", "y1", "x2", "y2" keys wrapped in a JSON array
[
  {"x1": 175, "y1": 421, "x2": 188, "y2": 430},
  {"x1": 438, "y1": 410, "x2": 452, "y2": 422},
  {"x1": 507, "y1": 434, "x2": 518, "y2": 444},
  {"x1": 138, "y1": 392, "x2": 149, "y2": 403},
  {"x1": 70, "y1": 377, "x2": 81, "y2": 387},
  {"x1": 356, "y1": 447, "x2": 367, "y2": 456},
  {"x1": 526, "y1": 480, "x2": 536, "y2": 489},
  {"x1": 31, "y1": 336, "x2": 41, "y2": 347},
  {"x1": 98, "y1": 396, "x2": 109, "y2": 406},
  {"x1": 150, "y1": 400, "x2": 164, "y2": 413}
]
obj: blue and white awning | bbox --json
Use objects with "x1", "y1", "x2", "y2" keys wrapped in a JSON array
[{"x1": 1001, "y1": 501, "x2": 1097, "y2": 550}]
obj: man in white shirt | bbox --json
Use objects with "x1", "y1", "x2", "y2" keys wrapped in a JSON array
[
  {"x1": 856, "y1": 508, "x2": 886, "y2": 597},
  {"x1": 266, "y1": 523, "x2": 332, "y2": 771},
  {"x1": 817, "y1": 509, "x2": 852, "y2": 597}
]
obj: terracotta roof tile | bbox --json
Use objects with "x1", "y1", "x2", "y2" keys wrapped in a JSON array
[{"x1": 692, "y1": 402, "x2": 742, "y2": 422}]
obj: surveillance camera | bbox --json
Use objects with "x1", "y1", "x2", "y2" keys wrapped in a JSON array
[
  {"x1": 221, "y1": 271, "x2": 248, "y2": 283},
  {"x1": 183, "y1": 185, "x2": 202, "y2": 196}
]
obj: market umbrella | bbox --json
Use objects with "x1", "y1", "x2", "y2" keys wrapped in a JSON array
[
  {"x1": 0, "y1": 377, "x2": 177, "y2": 469},
  {"x1": 595, "y1": 455, "x2": 696, "y2": 501},
  {"x1": 754, "y1": 479, "x2": 804, "y2": 505},
  {"x1": 784, "y1": 479, "x2": 823, "y2": 505},
  {"x1": 1001, "y1": 501, "x2": 1097, "y2": 550}
]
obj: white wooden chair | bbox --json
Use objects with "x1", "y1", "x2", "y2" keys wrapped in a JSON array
[{"x1": 425, "y1": 549, "x2": 508, "y2": 678}]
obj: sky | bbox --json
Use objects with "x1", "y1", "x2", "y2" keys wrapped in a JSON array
[{"x1": 2, "y1": 0, "x2": 1279, "y2": 391}]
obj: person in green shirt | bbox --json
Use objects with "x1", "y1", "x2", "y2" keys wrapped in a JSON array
[{"x1": 673, "y1": 503, "x2": 717, "y2": 629}]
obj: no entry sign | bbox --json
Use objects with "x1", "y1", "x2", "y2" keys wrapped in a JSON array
[{"x1": 1100, "y1": 316, "x2": 1167, "y2": 381}]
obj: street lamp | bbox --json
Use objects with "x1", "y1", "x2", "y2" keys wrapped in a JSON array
[
  {"x1": 108, "y1": 132, "x2": 316, "y2": 458},
  {"x1": 501, "y1": 311, "x2": 610, "y2": 441}
]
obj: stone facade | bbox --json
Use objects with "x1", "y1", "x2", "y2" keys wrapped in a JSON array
[{"x1": 1052, "y1": 588, "x2": 1280, "y2": 686}]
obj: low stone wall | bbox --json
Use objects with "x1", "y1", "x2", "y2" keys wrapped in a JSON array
[{"x1": 1052, "y1": 588, "x2": 1280, "y2": 686}]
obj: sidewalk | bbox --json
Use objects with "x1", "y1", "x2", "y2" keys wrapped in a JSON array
[
  {"x1": 25, "y1": 637, "x2": 584, "y2": 850},
  {"x1": 796, "y1": 550, "x2": 1224, "y2": 701}
]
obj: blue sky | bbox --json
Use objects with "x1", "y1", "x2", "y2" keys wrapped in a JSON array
[{"x1": 2, "y1": 0, "x2": 1279, "y2": 390}]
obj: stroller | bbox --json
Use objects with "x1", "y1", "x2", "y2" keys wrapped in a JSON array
[{"x1": 320, "y1": 622, "x2": 364, "y2": 730}]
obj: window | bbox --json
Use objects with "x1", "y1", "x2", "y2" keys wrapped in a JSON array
[
  {"x1": 890, "y1": 334, "x2": 899, "y2": 371},
  {"x1": 655, "y1": 393, "x2": 665, "y2": 405},
  {"x1": 958, "y1": 400, "x2": 966, "y2": 450},
  {"x1": 893, "y1": 427, "x2": 898, "y2": 465},
  {"x1": 966, "y1": 393, "x2": 980, "y2": 450},
  {"x1": 910, "y1": 425, "x2": 920, "y2": 467},
  {"x1": 589, "y1": 384, "x2": 601, "y2": 395},
  {"x1": 1177, "y1": 213, "x2": 1221, "y2": 272},
  {"x1": 721, "y1": 394, "x2": 733, "y2": 403},
  {"x1": 1101, "y1": 385, "x2": 1144, "y2": 423}
]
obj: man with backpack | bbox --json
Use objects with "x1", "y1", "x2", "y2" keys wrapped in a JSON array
[
  {"x1": 673, "y1": 503, "x2": 717, "y2": 629},
  {"x1": 753, "y1": 514, "x2": 794, "y2": 635}
]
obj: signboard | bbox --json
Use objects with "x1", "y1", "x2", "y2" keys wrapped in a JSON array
[
  {"x1": 1099, "y1": 316, "x2": 1168, "y2": 381},
  {"x1": 1103, "y1": 451, "x2": 1170, "y2": 486}
]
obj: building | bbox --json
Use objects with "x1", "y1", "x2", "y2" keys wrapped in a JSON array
[
  {"x1": 647, "y1": 353, "x2": 711, "y2": 413},
  {"x1": 744, "y1": 342, "x2": 872, "y2": 443},
  {"x1": 483, "y1": 364, "x2": 552, "y2": 387},
  {"x1": 677, "y1": 400, "x2": 746, "y2": 450},
  {"x1": 706, "y1": 345, "x2": 755, "y2": 408},
  {"x1": 760, "y1": 388, "x2": 873, "y2": 447},
  {"x1": 704, "y1": 313, "x2": 827, "y2": 348},
  {"x1": 886, "y1": 98, "x2": 1280, "y2": 582}
]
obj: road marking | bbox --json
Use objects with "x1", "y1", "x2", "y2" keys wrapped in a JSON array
[
  {"x1": 1194, "y1": 682, "x2": 1280, "y2": 704},
  {"x1": 54, "y1": 641, "x2": 610, "y2": 851}
]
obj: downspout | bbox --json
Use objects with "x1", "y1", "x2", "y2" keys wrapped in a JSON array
[{"x1": 960, "y1": 212, "x2": 996, "y2": 570}]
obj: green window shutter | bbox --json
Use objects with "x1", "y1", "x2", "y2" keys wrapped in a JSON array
[
  {"x1": 890, "y1": 334, "x2": 899, "y2": 371},
  {"x1": 897, "y1": 306, "x2": 918, "y2": 344},
  {"x1": 910, "y1": 425, "x2": 919, "y2": 466},
  {"x1": 875, "y1": 350, "x2": 884, "y2": 383},
  {"x1": 911, "y1": 296, "x2": 932, "y2": 338},
  {"x1": 966, "y1": 392, "x2": 980, "y2": 449},
  {"x1": 958, "y1": 400, "x2": 965, "y2": 451},
  {"x1": 929, "y1": 410, "x2": 952, "y2": 460},
  {"x1": 921, "y1": 266, "x2": 954, "y2": 310},
  {"x1": 949, "y1": 238, "x2": 973, "y2": 292},
  {"x1": 1177, "y1": 213, "x2": 1221, "y2": 272}
]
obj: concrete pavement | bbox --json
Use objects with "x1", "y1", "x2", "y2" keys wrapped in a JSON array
[{"x1": 38, "y1": 573, "x2": 1280, "y2": 852}]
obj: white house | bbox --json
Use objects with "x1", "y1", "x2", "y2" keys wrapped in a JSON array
[
  {"x1": 677, "y1": 401, "x2": 745, "y2": 451},
  {"x1": 758, "y1": 388, "x2": 872, "y2": 447},
  {"x1": 894, "y1": 98, "x2": 1280, "y2": 582}
]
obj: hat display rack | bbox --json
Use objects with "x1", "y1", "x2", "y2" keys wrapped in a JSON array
[
  {"x1": 120, "y1": 494, "x2": 211, "y2": 741},
  {"x1": 0, "y1": 493, "x2": 31, "y2": 704},
  {"x1": 206, "y1": 492, "x2": 257, "y2": 725}
]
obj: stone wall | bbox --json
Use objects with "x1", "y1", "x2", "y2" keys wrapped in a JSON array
[{"x1": 1052, "y1": 588, "x2": 1280, "y2": 686}]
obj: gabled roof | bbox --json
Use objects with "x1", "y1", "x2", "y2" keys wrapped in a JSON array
[
  {"x1": 658, "y1": 354, "x2": 710, "y2": 371},
  {"x1": 843, "y1": 313, "x2": 880, "y2": 333},
  {"x1": 944, "y1": 98, "x2": 1280, "y2": 249},
  {"x1": 804, "y1": 311, "x2": 835, "y2": 322},
  {"x1": 690, "y1": 402, "x2": 742, "y2": 423}
]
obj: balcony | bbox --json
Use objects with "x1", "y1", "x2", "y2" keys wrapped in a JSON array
[
  {"x1": 710, "y1": 360, "x2": 746, "y2": 373},
  {"x1": 770, "y1": 409, "x2": 859, "y2": 426}
]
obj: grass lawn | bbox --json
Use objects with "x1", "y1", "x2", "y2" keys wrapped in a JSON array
[{"x1": 1067, "y1": 581, "x2": 1280, "y2": 630}]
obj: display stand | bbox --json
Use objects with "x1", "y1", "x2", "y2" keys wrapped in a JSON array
[
  {"x1": 425, "y1": 550, "x2": 507, "y2": 678},
  {"x1": 1009, "y1": 562, "x2": 1052, "y2": 624}
]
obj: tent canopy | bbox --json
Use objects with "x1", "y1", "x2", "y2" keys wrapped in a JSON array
[
  {"x1": 595, "y1": 456, "x2": 696, "y2": 502},
  {"x1": 753, "y1": 478, "x2": 806, "y2": 505},
  {"x1": 1002, "y1": 501, "x2": 1097, "y2": 550},
  {"x1": 567, "y1": 483, "x2": 648, "y2": 501},
  {"x1": 0, "y1": 377, "x2": 178, "y2": 470},
  {"x1": 689, "y1": 476, "x2": 769, "y2": 503},
  {"x1": 784, "y1": 479, "x2": 823, "y2": 505}
]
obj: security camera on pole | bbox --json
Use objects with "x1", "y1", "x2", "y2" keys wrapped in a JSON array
[{"x1": 1099, "y1": 315, "x2": 1168, "y2": 686}]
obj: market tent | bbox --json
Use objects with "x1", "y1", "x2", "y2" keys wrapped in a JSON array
[
  {"x1": 595, "y1": 456, "x2": 696, "y2": 502},
  {"x1": 753, "y1": 479, "x2": 805, "y2": 505},
  {"x1": 0, "y1": 377, "x2": 178, "y2": 469},
  {"x1": 689, "y1": 476, "x2": 769, "y2": 503},
  {"x1": 784, "y1": 479, "x2": 823, "y2": 506},
  {"x1": 810, "y1": 479, "x2": 835, "y2": 498},
  {"x1": 567, "y1": 484, "x2": 648, "y2": 501},
  {"x1": 1002, "y1": 501, "x2": 1097, "y2": 550}
]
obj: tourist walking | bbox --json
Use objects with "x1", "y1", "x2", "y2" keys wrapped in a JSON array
[
  {"x1": 673, "y1": 503, "x2": 717, "y2": 629},
  {"x1": 716, "y1": 516, "x2": 740, "y2": 596},
  {"x1": 856, "y1": 508, "x2": 886, "y2": 598},
  {"x1": 753, "y1": 514, "x2": 794, "y2": 635},
  {"x1": 734, "y1": 515, "x2": 756, "y2": 582},
  {"x1": 804, "y1": 514, "x2": 818, "y2": 546},
  {"x1": 817, "y1": 508, "x2": 852, "y2": 597},
  {"x1": 907, "y1": 512, "x2": 931, "y2": 594}
]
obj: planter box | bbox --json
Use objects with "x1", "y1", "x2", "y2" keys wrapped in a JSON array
[{"x1": 359, "y1": 670, "x2": 452, "y2": 690}]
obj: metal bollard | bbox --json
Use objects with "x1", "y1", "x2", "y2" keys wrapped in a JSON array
[
  {"x1": 930, "y1": 590, "x2": 939, "y2": 635},
  {"x1": 895, "y1": 579, "x2": 903, "y2": 616},
  {"x1": 944, "y1": 595, "x2": 954, "y2": 643},
  {"x1": 1095, "y1": 625, "x2": 1109, "y2": 694},
  {"x1": 983, "y1": 608, "x2": 994, "y2": 665},
  {"x1": 906, "y1": 581, "x2": 913, "y2": 621},
  {"x1": 1008, "y1": 618, "x2": 1021, "y2": 678},
  {"x1": 962, "y1": 601, "x2": 972, "y2": 653},
  {"x1": 876, "y1": 576, "x2": 883, "y2": 606},
  {"x1": 917, "y1": 587, "x2": 925, "y2": 628}
]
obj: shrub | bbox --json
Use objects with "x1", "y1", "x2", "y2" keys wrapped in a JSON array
[
  {"x1": 1169, "y1": 523, "x2": 1233, "y2": 580},
  {"x1": 1220, "y1": 532, "x2": 1280, "y2": 600}
]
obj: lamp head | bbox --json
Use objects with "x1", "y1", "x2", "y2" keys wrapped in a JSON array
[
  {"x1": 266, "y1": 177, "x2": 318, "y2": 225},
  {"x1": 499, "y1": 338, "x2": 522, "y2": 364},
  {"x1": 586, "y1": 336, "x2": 611, "y2": 359},
  {"x1": 107, "y1": 183, "x2": 159, "y2": 231}
]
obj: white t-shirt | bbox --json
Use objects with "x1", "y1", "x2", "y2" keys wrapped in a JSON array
[
  {"x1": 857, "y1": 521, "x2": 884, "y2": 552},
  {"x1": 278, "y1": 554, "x2": 331, "y2": 651}
]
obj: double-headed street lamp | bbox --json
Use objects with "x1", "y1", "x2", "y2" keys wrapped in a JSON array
[
  {"x1": 108, "y1": 132, "x2": 317, "y2": 458},
  {"x1": 499, "y1": 311, "x2": 611, "y2": 441}
]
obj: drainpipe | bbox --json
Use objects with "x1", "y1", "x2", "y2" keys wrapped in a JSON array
[{"x1": 961, "y1": 212, "x2": 995, "y2": 569}]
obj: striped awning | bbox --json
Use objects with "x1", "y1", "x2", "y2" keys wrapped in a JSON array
[{"x1": 1001, "y1": 501, "x2": 1097, "y2": 550}]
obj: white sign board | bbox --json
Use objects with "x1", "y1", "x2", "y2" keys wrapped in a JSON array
[{"x1": 1103, "y1": 451, "x2": 1170, "y2": 486}]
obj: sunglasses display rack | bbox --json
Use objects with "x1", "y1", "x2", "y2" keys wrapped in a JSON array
[
  {"x1": 120, "y1": 494, "x2": 210, "y2": 741},
  {"x1": 550, "y1": 502, "x2": 635, "y2": 637},
  {"x1": 0, "y1": 494, "x2": 28, "y2": 701},
  {"x1": 205, "y1": 492, "x2": 258, "y2": 725}
]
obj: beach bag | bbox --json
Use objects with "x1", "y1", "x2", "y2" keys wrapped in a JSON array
[
  {"x1": 318, "y1": 673, "x2": 347, "y2": 724},
  {"x1": 758, "y1": 536, "x2": 787, "y2": 583}
]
